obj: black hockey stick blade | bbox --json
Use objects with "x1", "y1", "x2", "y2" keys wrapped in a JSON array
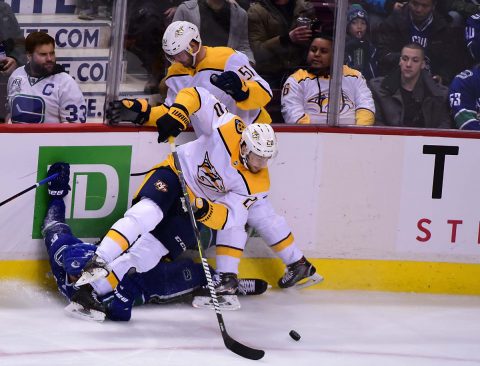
[{"x1": 223, "y1": 333, "x2": 265, "y2": 360}]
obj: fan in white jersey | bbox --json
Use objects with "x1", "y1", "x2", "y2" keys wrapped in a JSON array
[
  {"x1": 105, "y1": 21, "x2": 324, "y2": 294},
  {"x1": 281, "y1": 32, "x2": 375, "y2": 125},
  {"x1": 7, "y1": 32, "x2": 86, "y2": 124},
  {"x1": 76, "y1": 87, "x2": 278, "y2": 310}
]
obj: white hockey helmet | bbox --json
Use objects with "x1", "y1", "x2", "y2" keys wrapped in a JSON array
[
  {"x1": 162, "y1": 21, "x2": 202, "y2": 65},
  {"x1": 240, "y1": 123, "x2": 278, "y2": 170}
]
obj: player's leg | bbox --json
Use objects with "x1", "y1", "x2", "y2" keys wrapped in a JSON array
[
  {"x1": 214, "y1": 225, "x2": 248, "y2": 294},
  {"x1": 247, "y1": 199, "x2": 323, "y2": 289},
  {"x1": 77, "y1": 167, "x2": 182, "y2": 285},
  {"x1": 191, "y1": 225, "x2": 247, "y2": 310},
  {"x1": 69, "y1": 232, "x2": 169, "y2": 321}
]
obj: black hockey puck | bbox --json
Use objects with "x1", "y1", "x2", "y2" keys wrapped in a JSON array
[{"x1": 289, "y1": 330, "x2": 301, "y2": 341}]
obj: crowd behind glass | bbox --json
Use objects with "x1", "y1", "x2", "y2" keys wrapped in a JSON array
[{"x1": 2, "y1": 0, "x2": 480, "y2": 130}]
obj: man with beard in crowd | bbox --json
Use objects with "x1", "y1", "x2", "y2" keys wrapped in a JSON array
[{"x1": 7, "y1": 32, "x2": 86, "y2": 123}]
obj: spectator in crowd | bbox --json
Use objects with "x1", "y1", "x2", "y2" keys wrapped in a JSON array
[
  {"x1": 349, "y1": 1, "x2": 390, "y2": 34},
  {"x1": 7, "y1": 32, "x2": 86, "y2": 123},
  {"x1": 248, "y1": 0, "x2": 316, "y2": 88},
  {"x1": 345, "y1": 4, "x2": 379, "y2": 80},
  {"x1": 448, "y1": 13, "x2": 480, "y2": 130},
  {"x1": 369, "y1": 43, "x2": 452, "y2": 128},
  {"x1": 173, "y1": 0, "x2": 255, "y2": 63},
  {"x1": 377, "y1": 0, "x2": 466, "y2": 85},
  {"x1": 434, "y1": 1, "x2": 480, "y2": 26},
  {"x1": 281, "y1": 32, "x2": 375, "y2": 125},
  {"x1": 125, "y1": 0, "x2": 182, "y2": 94},
  {"x1": 0, "y1": 2, "x2": 27, "y2": 122},
  {"x1": 77, "y1": 0, "x2": 113, "y2": 20}
]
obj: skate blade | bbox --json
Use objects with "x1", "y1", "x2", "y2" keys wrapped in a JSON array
[
  {"x1": 75, "y1": 268, "x2": 108, "y2": 286},
  {"x1": 64, "y1": 302, "x2": 106, "y2": 322},
  {"x1": 295, "y1": 273, "x2": 324, "y2": 289},
  {"x1": 192, "y1": 295, "x2": 241, "y2": 311}
]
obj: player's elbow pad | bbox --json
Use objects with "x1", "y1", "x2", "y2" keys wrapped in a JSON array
[
  {"x1": 461, "y1": 120, "x2": 480, "y2": 130},
  {"x1": 192, "y1": 197, "x2": 228, "y2": 230}
]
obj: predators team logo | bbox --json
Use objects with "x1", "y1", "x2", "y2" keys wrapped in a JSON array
[
  {"x1": 154, "y1": 180, "x2": 168, "y2": 192},
  {"x1": 307, "y1": 90, "x2": 355, "y2": 114},
  {"x1": 197, "y1": 152, "x2": 225, "y2": 193},
  {"x1": 235, "y1": 119, "x2": 246, "y2": 134},
  {"x1": 175, "y1": 26, "x2": 185, "y2": 37}
]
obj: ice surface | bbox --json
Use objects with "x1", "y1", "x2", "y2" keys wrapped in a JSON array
[{"x1": 1, "y1": 281, "x2": 480, "y2": 366}]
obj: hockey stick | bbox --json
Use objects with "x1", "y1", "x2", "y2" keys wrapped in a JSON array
[
  {"x1": 168, "y1": 137, "x2": 265, "y2": 361},
  {"x1": 0, "y1": 173, "x2": 59, "y2": 207}
]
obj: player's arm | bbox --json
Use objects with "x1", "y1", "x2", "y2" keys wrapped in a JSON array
[
  {"x1": 449, "y1": 70, "x2": 480, "y2": 130},
  {"x1": 211, "y1": 53, "x2": 272, "y2": 110},
  {"x1": 280, "y1": 75, "x2": 310, "y2": 124},
  {"x1": 60, "y1": 78, "x2": 87, "y2": 123}
]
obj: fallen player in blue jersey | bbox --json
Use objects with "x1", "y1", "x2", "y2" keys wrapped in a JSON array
[{"x1": 42, "y1": 162, "x2": 268, "y2": 322}]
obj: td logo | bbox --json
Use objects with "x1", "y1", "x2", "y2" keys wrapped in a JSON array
[{"x1": 32, "y1": 146, "x2": 132, "y2": 239}]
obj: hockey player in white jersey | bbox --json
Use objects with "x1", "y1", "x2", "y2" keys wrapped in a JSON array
[
  {"x1": 161, "y1": 21, "x2": 272, "y2": 126},
  {"x1": 7, "y1": 32, "x2": 86, "y2": 123},
  {"x1": 107, "y1": 21, "x2": 323, "y2": 292},
  {"x1": 77, "y1": 86, "x2": 278, "y2": 310}
]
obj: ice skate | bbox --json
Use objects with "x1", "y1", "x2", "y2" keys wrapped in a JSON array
[
  {"x1": 192, "y1": 272, "x2": 241, "y2": 311},
  {"x1": 75, "y1": 254, "x2": 110, "y2": 286},
  {"x1": 64, "y1": 284, "x2": 106, "y2": 322},
  {"x1": 278, "y1": 256, "x2": 323, "y2": 289},
  {"x1": 237, "y1": 278, "x2": 269, "y2": 296}
]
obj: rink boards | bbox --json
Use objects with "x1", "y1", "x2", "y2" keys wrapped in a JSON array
[{"x1": 0, "y1": 125, "x2": 479, "y2": 294}]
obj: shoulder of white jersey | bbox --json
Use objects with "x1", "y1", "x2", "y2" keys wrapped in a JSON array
[
  {"x1": 166, "y1": 63, "x2": 195, "y2": 79},
  {"x1": 9, "y1": 66, "x2": 26, "y2": 79},
  {"x1": 216, "y1": 118, "x2": 270, "y2": 195},
  {"x1": 196, "y1": 46, "x2": 237, "y2": 72},
  {"x1": 343, "y1": 65, "x2": 363, "y2": 78},
  {"x1": 290, "y1": 68, "x2": 315, "y2": 83}
]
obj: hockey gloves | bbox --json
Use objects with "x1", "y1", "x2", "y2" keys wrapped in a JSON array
[
  {"x1": 210, "y1": 71, "x2": 249, "y2": 102},
  {"x1": 47, "y1": 162, "x2": 71, "y2": 198},
  {"x1": 191, "y1": 197, "x2": 228, "y2": 230},
  {"x1": 106, "y1": 99, "x2": 151, "y2": 125},
  {"x1": 156, "y1": 103, "x2": 190, "y2": 143},
  {"x1": 107, "y1": 268, "x2": 142, "y2": 321}
]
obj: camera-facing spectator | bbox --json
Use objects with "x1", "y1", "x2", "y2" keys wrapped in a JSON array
[
  {"x1": 345, "y1": 4, "x2": 379, "y2": 80},
  {"x1": 448, "y1": 13, "x2": 480, "y2": 131},
  {"x1": 369, "y1": 43, "x2": 452, "y2": 128},
  {"x1": 377, "y1": 0, "x2": 466, "y2": 85},
  {"x1": 248, "y1": 0, "x2": 316, "y2": 88},
  {"x1": 7, "y1": 32, "x2": 86, "y2": 124},
  {"x1": 173, "y1": 0, "x2": 254, "y2": 63},
  {"x1": 281, "y1": 32, "x2": 375, "y2": 125}
]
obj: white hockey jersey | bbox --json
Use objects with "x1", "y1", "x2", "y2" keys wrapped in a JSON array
[
  {"x1": 281, "y1": 66, "x2": 375, "y2": 125},
  {"x1": 164, "y1": 46, "x2": 272, "y2": 127},
  {"x1": 7, "y1": 65, "x2": 86, "y2": 123},
  {"x1": 150, "y1": 87, "x2": 270, "y2": 230}
]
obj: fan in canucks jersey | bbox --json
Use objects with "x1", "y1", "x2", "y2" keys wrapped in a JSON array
[
  {"x1": 449, "y1": 13, "x2": 480, "y2": 130},
  {"x1": 7, "y1": 32, "x2": 86, "y2": 124}
]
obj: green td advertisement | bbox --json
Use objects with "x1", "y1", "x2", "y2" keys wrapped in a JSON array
[{"x1": 33, "y1": 146, "x2": 132, "y2": 239}]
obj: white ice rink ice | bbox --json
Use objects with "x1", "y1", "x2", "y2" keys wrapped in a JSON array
[{"x1": 1, "y1": 281, "x2": 480, "y2": 366}]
